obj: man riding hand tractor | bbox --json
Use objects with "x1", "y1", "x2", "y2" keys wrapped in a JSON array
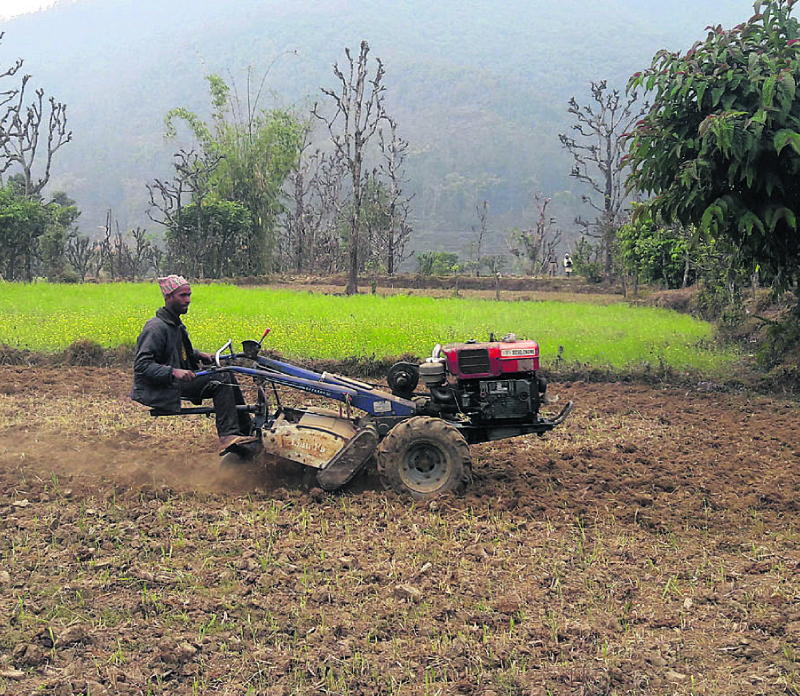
[{"x1": 130, "y1": 275, "x2": 257, "y2": 456}]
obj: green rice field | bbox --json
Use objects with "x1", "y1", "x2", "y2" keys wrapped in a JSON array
[{"x1": 0, "y1": 281, "x2": 740, "y2": 374}]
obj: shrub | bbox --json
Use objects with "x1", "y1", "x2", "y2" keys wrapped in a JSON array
[{"x1": 62, "y1": 339, "x2": 108, "y2": 366}]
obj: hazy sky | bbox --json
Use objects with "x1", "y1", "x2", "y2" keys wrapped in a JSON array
[{"x1": 0, "y1": 0, "x2": 58, "y2": 21}]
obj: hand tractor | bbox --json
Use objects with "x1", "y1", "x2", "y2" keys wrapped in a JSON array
[{"x1": 151, "y1": 331, "x2": 573, "y2": 500}]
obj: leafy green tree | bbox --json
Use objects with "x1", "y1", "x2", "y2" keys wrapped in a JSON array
[
  {"x1": 166, "y1": 199, "x2": 252, "y2": 279},
  {"x1": 480, "y1": 254, "x2": 508, "y2": 277},
  {"x1": 0, "y1": 184, "x2": 50, "y2": 280},
  {"x1": 38, "y1": 191, "x2": 80, "y2": 280},
  {"x1": 571, "y1": 237, "x2": 605, "y2": 283},
  {"x1": 416, "y1": 251, "x2": 459, "y2": 276},
  {"x1": 616, "y1": 214, "x2": 696, "y2": 290},
  {"x1": 626, "y1": 0, "x2": 800, "y2": 292},
  {"x1": 162, "y1": 73, "x2": 301, "y2": 275},
  {"x1": 147, "y1": 149, "x2": 221, "y2": 277},
  {"x1": 692, "y1": 236, "x2": 754, "y2": 321},
  {"x1": 0, "y1": 184, "x2": 81, "y2": 281}
]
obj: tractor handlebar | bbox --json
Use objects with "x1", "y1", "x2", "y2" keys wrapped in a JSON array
[{"x1": 214, "y1": 339, "x2": 235, "y2": 368}]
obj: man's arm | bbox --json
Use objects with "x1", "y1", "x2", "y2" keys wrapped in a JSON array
[{"x1": 134, "y1": 324, "x2": 181, "y2": 384}]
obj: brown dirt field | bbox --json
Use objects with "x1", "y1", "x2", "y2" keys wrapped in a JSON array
[
  {"x1": 0, "y1": 366, "x2": 798, "y2": 695},
  {"x1": 229, "y1": 274, "x2": 623, "y2": 297},
  {"x1": 261, "y1": 280, "x2": 627, "y2": 306}
]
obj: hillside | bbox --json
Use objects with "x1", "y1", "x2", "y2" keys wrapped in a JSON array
[{"x1": 0, "y1": 0, "x2": 754, "y2": 261}]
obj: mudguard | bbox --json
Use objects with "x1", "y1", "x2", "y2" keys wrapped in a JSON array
[{"x1": 316, "y1": 424, "x2": 379, "y2": 491}]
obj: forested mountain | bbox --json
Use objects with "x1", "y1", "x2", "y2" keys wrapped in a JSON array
[{"x1": 0, "y1": 0, "x2": 752, "y2": 264}]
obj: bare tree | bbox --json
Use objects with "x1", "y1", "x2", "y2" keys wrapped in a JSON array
[
  {"x1": 360, "y1": 167, "x2": 392, "y2": 273},
  {"x1": 129, "y1": 226, "x2": 160, "y2": 280},
  {"x1": 96, "y1": 211, "x2": 117, "y2": 279},
  {"x1": 378, "y1": 116, "x2": 413, "y2": 275},
  {"x1": 94, "y1": 213, "x2": 159, "y2": 281},
  {"x1": 0, "y1": 34, "x2": 72, "y2": 196},
  {"x1": 282, "y1": 123, "x2": 317, "y2": 272},
  {"x1": 113, "y1": 226, "x2": 135, "y2": 280},
  {"x1": 279, "y1": 142, "x2": 350, "y2": 275},
  {"x1": 559, "y1": 80, "x2": 646, "y2": 277},
  {"x1": 95, "y1": 212, "x2": 127, "y2": 279},
  {"x1": 508, "y1": 193, "x2": 563, "y2": 275},
  {"x1": 146, "y1": 149, "x2": 222, "y2": 276},
  {"x1": 467, "y1": 200, "x2": 489, "y2": 276},
  {"x1": 0, "y1": 33, "x2": 23, "y2": 156},
  {"x1": 96, "y1": 212, "x2": 138, "y2": 280},
  {"x1": 313, "y1": 41, "x2": 386, "y2": 294},
  {"x1": 65, "y1": 231, "x2": 95, "y2": 281},
  {"x1": 308, "y1": 151, "x2": 349, "y2": 274}
]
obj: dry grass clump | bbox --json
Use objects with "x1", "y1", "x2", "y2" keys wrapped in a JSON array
[{"x1": 0, "y1": 340, "x2": 135, "y2": 368}]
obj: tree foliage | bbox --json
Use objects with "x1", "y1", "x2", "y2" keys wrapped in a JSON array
[
  {"x1": 0, "y1": 34, "x2": 79, "y2": 282},
  {"x1": 156, "y1": 73, "x2": 301, "y2": 276},
  {"x1": 0, "y1": 184, "x2": 48, "y2": 280},
  {"x1": 416, "y1": 251, "x2": 459, "y2": 276},
  {"x1": 166, "y1": 200, "x2": 252, "y2": 279},
  {"x1": 616, "y1": 214, "x2": 696, "y2": 290},
  {"x1": 626, "y1": 0, "x2": 800, "y2": 291},
  {"x1": 0, "y1": 184, "x2": 81, "y2": 281},
  {"x1": 571, "y1": 237, "x2": 605, "y2": 283}
]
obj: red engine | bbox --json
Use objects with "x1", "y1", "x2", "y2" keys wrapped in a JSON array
[
  {"x1": 407, "y1": 336, "x2": 549, "y2": 424},
  {"x1": 385, "y1": 334, "x2": 571, "y2": 451},
  {"x1": 440, "y1": 339, "x2": 540, "y2": 379}
]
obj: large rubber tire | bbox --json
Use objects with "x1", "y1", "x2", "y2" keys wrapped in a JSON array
[{"x1": 377, "y1": 417, "x2": 472, "y2": 500}]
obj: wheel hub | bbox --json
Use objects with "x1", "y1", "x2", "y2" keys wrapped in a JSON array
[{"x1": 401, "y1": 442, "x2": 446, "y2": 489}]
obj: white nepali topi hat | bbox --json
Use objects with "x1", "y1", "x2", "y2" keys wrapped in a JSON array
[{"x1": 157, "y1": 274, "x2": 189, "y2": 297}]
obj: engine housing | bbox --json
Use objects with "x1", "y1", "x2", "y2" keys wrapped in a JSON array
[
  {"x1": 441, "y1": 339, "x2": 540, "y2": 379},
  {"x1": 420, "y1": 339, "x2": 547, "y2": 422}
]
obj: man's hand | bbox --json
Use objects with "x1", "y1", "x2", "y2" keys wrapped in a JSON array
[
  {"x1": 198, "y1": 351, "x2": 214, "y2": 364},
  {"x1": 172, "y1": 368, "x2": 196, "y2": 382}
]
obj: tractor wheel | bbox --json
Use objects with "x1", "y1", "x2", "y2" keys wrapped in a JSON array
[{"x1": 377, "y1": 417, "x2": 472, "y2": 500}]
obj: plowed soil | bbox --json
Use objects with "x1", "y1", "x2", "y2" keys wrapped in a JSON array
[{"x1": 0, "y1": 366, "x2": 798, "y2": 695}]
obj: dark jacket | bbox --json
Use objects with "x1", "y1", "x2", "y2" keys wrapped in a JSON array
[{"x1": 130, "y1": 306, "x2": 201, "y2": 412}]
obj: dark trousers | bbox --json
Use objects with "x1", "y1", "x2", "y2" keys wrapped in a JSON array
[{"x1": 180, "y1": 372, "x2": 252, "y2": 438}]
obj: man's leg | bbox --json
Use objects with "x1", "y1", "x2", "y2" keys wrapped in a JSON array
[
  {"x1": 227, "y1": 373, "x2": 254, "y2": 436},
  {"x1": 180, "y1": 372, "x2": 253, "y2": 443}
]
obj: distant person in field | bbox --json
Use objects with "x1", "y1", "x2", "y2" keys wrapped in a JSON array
[
  {"x1": 563, "y1": 252, "x2": 573, "y2": 278},
  {"x1": 547, "y1": 251, "x2": 558, "y2": 277},
  {"x1": 130, "y1": 275, "x2": 254, "y2": 455}
]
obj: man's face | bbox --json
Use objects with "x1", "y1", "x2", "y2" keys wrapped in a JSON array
[{"x1": 165, "y1": 284, "x2": 192, "y2": 315}]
